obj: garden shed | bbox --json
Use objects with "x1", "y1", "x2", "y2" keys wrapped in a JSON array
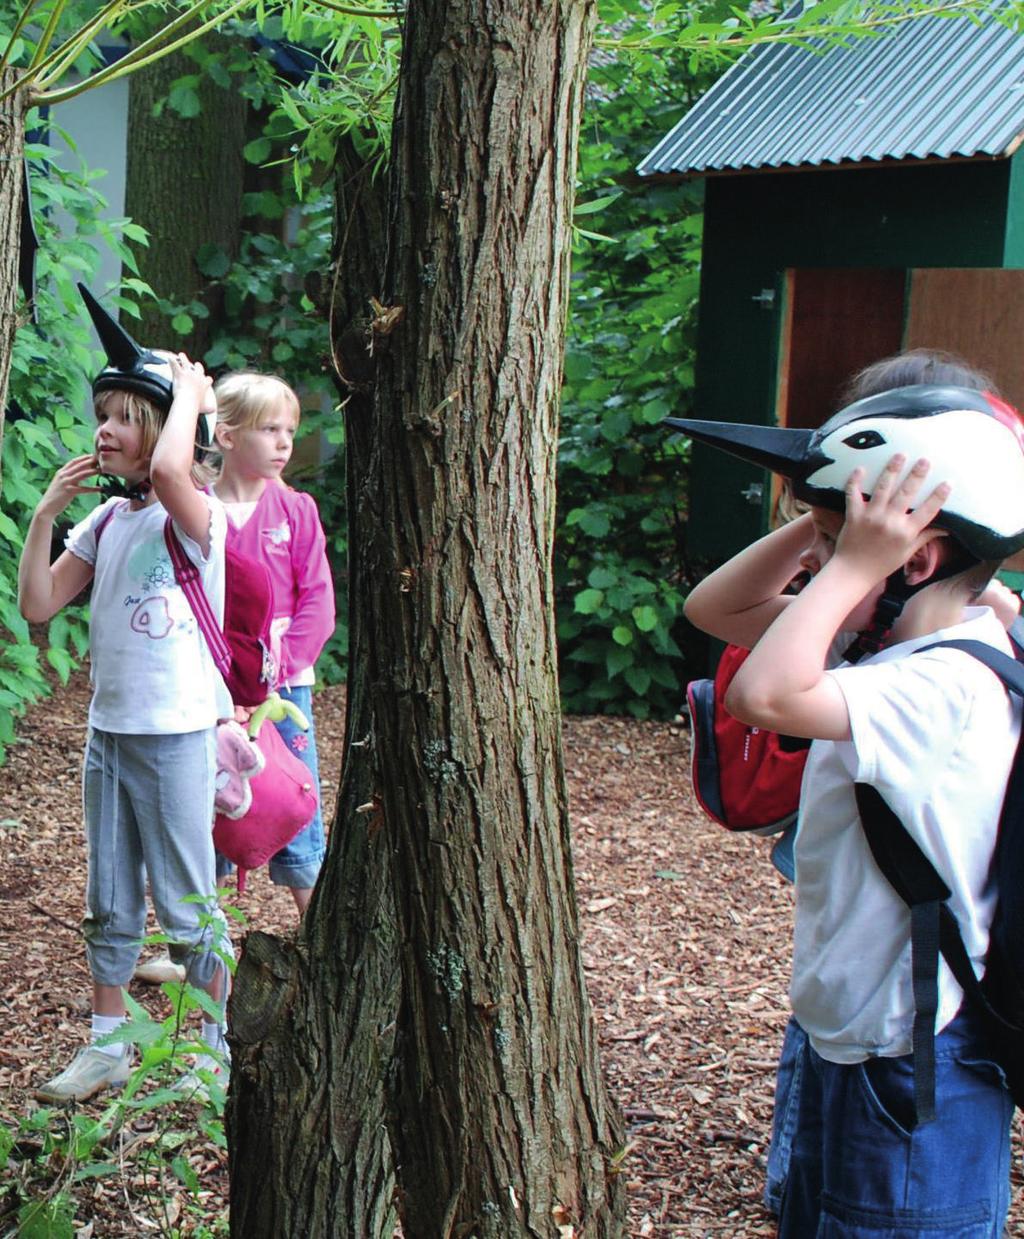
[{"x1": 640, "y1": 9, "x2": 1024, "y2": 562}]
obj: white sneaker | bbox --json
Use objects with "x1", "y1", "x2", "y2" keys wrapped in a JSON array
[
  {"x1": 35, "y1": 1046, "x2": 133, "y2": 1103},
  {"x1": 134, "y1": 954, "x2": 186, "y2": 985},
  {"x1": 174, "y1": 1059, "x2": 228, "y2": 1104}
]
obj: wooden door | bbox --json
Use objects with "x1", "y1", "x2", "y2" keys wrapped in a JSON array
[
  {"x1": 905, "y1": 269, "x2": 1024, "y2": 410},
  {"x1": 776, "y1": 268, "x2": 908, "y2": 431}
]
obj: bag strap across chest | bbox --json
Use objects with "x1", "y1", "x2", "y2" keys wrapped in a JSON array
[{"x1": 162, "y1": 516, "x2": 233, "y2": 682}]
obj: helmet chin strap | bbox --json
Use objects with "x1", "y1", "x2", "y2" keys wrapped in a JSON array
[
  {"x1": 842, "y1": 572, "x2": 913, "y2": 664},
  {"x1": 98, "y1": 474, "x2": 152, "y2": 503},
  {"x1": 842, "y1": 548, "x2": 980, "y2": 664}
]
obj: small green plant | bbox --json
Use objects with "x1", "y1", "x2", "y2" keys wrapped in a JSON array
[{"x1": 0, "y1": 907, "x2": 238, "y2": 1237}]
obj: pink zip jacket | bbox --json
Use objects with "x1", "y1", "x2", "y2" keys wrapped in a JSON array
[{"x1": 225, "y1": 483, "x2": 335, "y2": 683}]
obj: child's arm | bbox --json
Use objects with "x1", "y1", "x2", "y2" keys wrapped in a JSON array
[
  {"x1": 277, "y1": 496, "x2": 335, "y2": 682},
  {"x1": 726, "y1": 455, "x2": 950, "y2": 741},
  {"x1": 149, "y1": 354, "x2": 215, "y2": 553},
  {"x1": 978, "y1": 578, "x2": 1021, "y2": 629},
  {"x1": 18, "y1": 455, "x2": 100, "y2": 622},
  {"x1": 684, "y1": 512, "x2": 813, "y2": 648}
]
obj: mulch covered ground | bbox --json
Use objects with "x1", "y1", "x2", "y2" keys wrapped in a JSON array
[{"x1": 2, "y1": 673, "x2": 1022, "y2": 1236}]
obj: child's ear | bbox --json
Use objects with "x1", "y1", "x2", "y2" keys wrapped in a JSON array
[
  {"x1": 904, "y1": 531, "x2": 947, "y2": 586},
  {"x1": 214, "y1": 424, "x2": 233, "y2": 451}
]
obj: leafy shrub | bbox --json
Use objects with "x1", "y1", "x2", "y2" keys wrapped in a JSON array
[
  {"x1": 148, "y1": 167, "x2": 350, "y2": 684},
  {"x1": 1, "y1": 118, "x2": 141, "y2": 761},
  {"x1": 556, "y1": 43, "x2": 717, "y2": 718}
]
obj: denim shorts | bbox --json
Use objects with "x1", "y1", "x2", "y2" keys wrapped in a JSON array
[
  {"x1": 266, "y1": 684, "x2": 326, "y2": 889},
  {"x1": 779, "y1": 1006, "x2": 1013, "y2": 1237}
]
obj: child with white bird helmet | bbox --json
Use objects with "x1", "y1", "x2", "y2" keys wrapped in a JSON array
[{"x1": 677, "y1": 380, "x2": 1024, "y2": 1237}]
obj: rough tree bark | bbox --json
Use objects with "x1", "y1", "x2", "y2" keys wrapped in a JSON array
[
  {"x1": 225, "y1": 139, "x2": 399, "y2": 1236},
  {"x1": 124, "y1": 42, "x2": 246, "y2": 357},
  {"x1": 0, "y1": 70, "x2": 27, "y2": 479},
  {"x1": 228, "y1": 2, "x2": 625, "y2": 1235},
  {"x1": 367, "y1": 1, "x2": 626, "y2": 1234}
]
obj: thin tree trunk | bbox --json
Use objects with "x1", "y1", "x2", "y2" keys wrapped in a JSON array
[
  {"x1": 370, "y1": 2, "x2": 626, "y2": 1234},
  {"x1": 0, "y1": 70, "x2": 27, "y2": 478},
  {"x1": 124, "y1": 42, "x2": 245, "y2": 357},
  {"x1": 226, "y1": 140, "x2": 398, "y2": 1238}
]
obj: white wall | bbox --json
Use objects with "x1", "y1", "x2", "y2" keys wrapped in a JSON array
[{"x1": 49, "y1": 75, "x2": 130, "y2": 298}]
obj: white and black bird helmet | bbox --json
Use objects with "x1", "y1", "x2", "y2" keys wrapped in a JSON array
[{"x1": 667, "y1": 384, "x2": 1024, "y2": 562}]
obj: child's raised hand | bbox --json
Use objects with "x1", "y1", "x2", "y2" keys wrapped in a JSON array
[
  {"x1": 168, "y1": 353, "x2": 215, "y2": 413},
  {"x1": 836, "y1": 453, "x2": 951, "y2": 582},
  {"x1": 37, "y1": 454, "x2": 103, "y2": 518}
]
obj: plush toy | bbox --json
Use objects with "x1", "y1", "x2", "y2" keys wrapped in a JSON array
[
  {"x1": 214, "y1": 720, "x2": 265, "y2": 819},
  {"x1": 213, "y1": 693, "x2": 318, "y2": 893},
  {"x1": 246, "y1": 692, "x2": 309, "y2": 737}
]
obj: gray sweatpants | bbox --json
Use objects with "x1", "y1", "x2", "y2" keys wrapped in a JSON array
[{"x1": 82, "y1": 727, "x2": 232, "y2": 992}]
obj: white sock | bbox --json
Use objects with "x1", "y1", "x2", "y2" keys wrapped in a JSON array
[
  {"x1": 200, "y1": 1021, "x2": 230, "y2": 1072},
  {"x1": 91, "y1": 1013, "x2": 127, "y2": 1060}
]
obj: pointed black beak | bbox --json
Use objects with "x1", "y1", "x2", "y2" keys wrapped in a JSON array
[
  {"x1": 664, "y1": 417, "x2": 815, "y2": 478},
  {"x1": 78, "y1": 284, "x2": 146, "y2": 370}
]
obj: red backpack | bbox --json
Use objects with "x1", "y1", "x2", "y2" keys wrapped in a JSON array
[{"x1": 686, "y1": 643, "x2": 810, "y2": 833}]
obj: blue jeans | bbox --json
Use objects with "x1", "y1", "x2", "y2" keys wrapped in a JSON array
[
  {"x1": 266, "y1": 685, "x2": 325, "y2": 889},
  {"x1": 779, "y1": 1007, "x2": 1012, "y2": 1238},
  {"x1": 765, "y1": 1017, "x2": 807, "y2": 1216}
]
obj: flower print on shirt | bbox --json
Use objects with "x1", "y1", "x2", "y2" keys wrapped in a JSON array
[
  {"x1": 262, "y1": 521, "x2": 292, "y2": 552},
  {"x1": 125, "y1": 535, "x2": 174, "y2": 591}
]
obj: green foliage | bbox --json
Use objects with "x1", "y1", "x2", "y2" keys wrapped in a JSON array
[
  {"x1": 139, "y1": 109, "x2": 350, "y2": 680},
  {"x1": 0, "y1": 116, "x2": 144, "y2": 763},
  {"x1": 255, "y1": 7, "x2": 400, "y2": 194},
  {"x1": 0, "y1": 918, "x2": 234, "y2": 1237},
  {"x1": 200, "y1": 187, "x2": 350, "y2": 683},
  {"x1": 555, "y1": 18, "x2": 717, "y2": 718}
]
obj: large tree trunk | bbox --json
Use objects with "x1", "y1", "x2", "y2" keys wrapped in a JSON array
[
  {"x1": 369, "y1": 2, "x2": 625, "y2": 1235},
  {"x1": 226, "y1": 140, "x2": 399, "y2": 1237},
  {"x1": 0, "y1": 70, "x2": 27, "y2": 478},
  {"x1": 228, "y1": 3, "x2": 624, "y2": 1234},
  {"x1": 124, "y1": 42, "x2": 246, "y2": 357}
]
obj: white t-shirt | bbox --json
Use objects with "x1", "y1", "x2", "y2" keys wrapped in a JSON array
[
  {"x1": 790, "y1": 606, "x2": 1020, "y2": 1063},
  {"x1": 66, "y1": 495, "x2": 230, "y2": 733}
]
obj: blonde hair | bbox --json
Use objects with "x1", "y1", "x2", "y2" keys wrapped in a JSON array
[
  {"x1": 93, "y1": 388, "x2": 216, "y2": 487},
  {"x1": 213, "y1": 372, "x2": 301, "y2": 435}
]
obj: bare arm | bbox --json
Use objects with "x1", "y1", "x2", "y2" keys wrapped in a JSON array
[
  {"x1": 726, "y1": 456, "x2": 950, "y2": 741},
  {"x1": 149, "y1": 354, "x2": 214, "y2": 553},
  {"x1": 18, "y1": 454, "x2": 100, "y2": 622},
  {"x1": 978, "y1": 578, "x2": 1021, "y2": 630},
  {"x1": 683, "y1": 512, "x2": 813, "y2": 648}
]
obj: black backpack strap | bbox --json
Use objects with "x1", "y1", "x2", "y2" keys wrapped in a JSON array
[
  {"x1": 1008, "y1": 615, "x2": 1024, "y2": 659},
  {"x1": 917, "y1": 638, "x2": 1024, "y2": 699},
  {"x1": 855, "y1": 782, "x2": 949, "y2": 1125}
]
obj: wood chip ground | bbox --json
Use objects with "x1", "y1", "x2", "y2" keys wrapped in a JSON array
[{"x1": 1, "y1": 673, "x2": 1021, "y2": 1235}]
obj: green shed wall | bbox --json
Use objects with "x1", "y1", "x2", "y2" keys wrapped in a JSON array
[
  {"x1": 1004, "y1": 148, "x2": 1024, "y2": 267},
  {"x1": 689, "y1": 159, "x2": 1014, "y2": 561}
]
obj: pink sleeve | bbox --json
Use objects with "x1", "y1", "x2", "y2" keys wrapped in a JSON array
[{"x1": 278, "y1": 492, "x2": 336, "y2": 680}]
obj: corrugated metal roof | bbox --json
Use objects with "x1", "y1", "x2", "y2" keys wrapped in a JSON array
[{"x1": 638, "y1": 10, "x2": 1024, "y2": 177}]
